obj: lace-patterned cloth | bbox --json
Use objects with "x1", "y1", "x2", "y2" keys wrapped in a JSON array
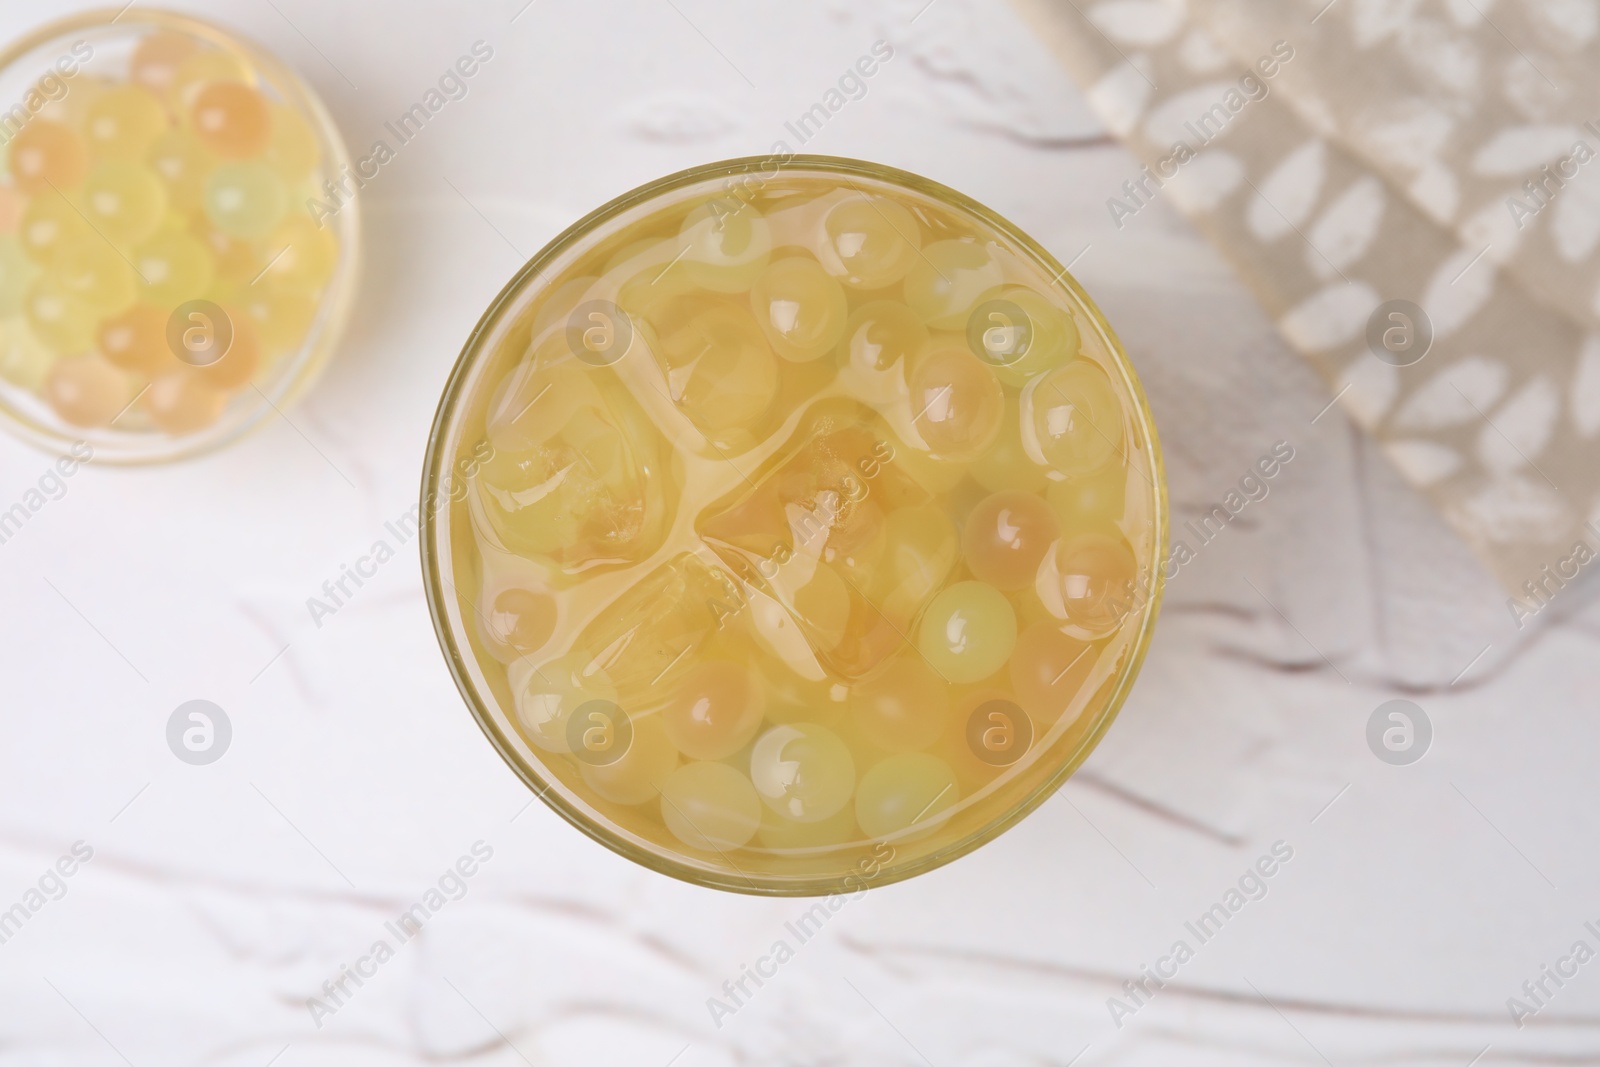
[{"x1": 1010, "y1": 0, "x2": 1600, "y2": 597}]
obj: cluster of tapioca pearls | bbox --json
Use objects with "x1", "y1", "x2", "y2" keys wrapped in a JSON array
[
  {"x1": 604, "y1": 196, "x2": 1037, "y2": 436},
  {"x1": 0, "y1": 30, "x2": 336, "y2": 434},
  {"x1": 506, "y1": 646, "x2": 967, "y2": 851},
  {"x1": 507, "y1": 616, "x2": 1115, "y2": 855},
  {"x1": 480, "y1": 184, "x2": 1145, "y2": 854},
  {"x1": 607, "y1": 191, "x2": 1140, "y2": 499},
  {"x1": 492, "y1": 475, "x2": 1140, "y2": 854},
  {"x1": 629, "y1": 192, "x2": 1144, "y2": 657}
]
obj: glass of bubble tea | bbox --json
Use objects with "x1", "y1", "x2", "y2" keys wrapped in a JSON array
[
  {"x1": 421, "y1": 156, "x2": 1167, "y2": 895},
  {"x1": 0, "y1": 8, "x2": 359, "y2": 463}
]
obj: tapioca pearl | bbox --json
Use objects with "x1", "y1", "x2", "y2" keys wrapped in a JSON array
[
  {"x1": 513, "y1": 652, "x2": 616, "y2": 754},
  {"x1": 0, "y1": 319, "x2": 54, "y2": 389},
  {"x1": 750, "y1": 723, "x2": 856, "y2": 823},
  {"x1": 196, "y1": 224, "x2": 259, "y2": 283},
  {"x1": 908, "y1": 345, "x2": 1005, "y2": 459},
  {"x1": 821, "y1": 195, "x2": 921, "y2": 289},
  {"x1": 143, "y1": 370, "x2": 227, "y2": 434},
  {"x1": 580, "y1": 712, "x2": 679, "y2": 805},
  {"x1": 658, "y1": 301, "x2": 779, "y2": 429},
  {"x1": 131, "y1": 31, "x2": 200, "y2": 95},
  {"x1": 849, "y1": 657, "x2": 949, "y2": 753},
  {"x1": 963, "y1": 490, "x2": 1060, "y2": 591},
  {"x1": 971, "y1": 396, "x2": 1048, "y2": 494},
  {"x1": 170, "y1": 51, "x2": 249, "y2": 113},
  {"x1": 9, "y1": 120, "x2": 89, "y2": 195},
  {"x1": 147, "y1": 131, "x2": 217, "y2": 214},
  {"x1": 182, "y1": 305, "x2": 258, "y2": 389},
  {"x1": 43, "y1": 353, "x2": 131, "y2": 427},
  {"x1": 756, "y1": 801, "x2": 860, "y2": 851},
  {"x1": 25, "y1": 275, "x2": 97, "y2": 354},
  {"x1": 99, "y1": 304, "x2": 173, "y2": 374},
  {"x1": 0, "y1": 186, "x2": 23, "y2": 232},
  {"x1": 1051, "y1": 531, "x2": 1139, "y2": 638},
  {"x1": 1047, "y1": 463, "x2": 1127, "y2": 530},
  {"x1": 206, "y1": 274, "x2": 246, "y2": 309},
  {"x1": 855, "y1": 752, "x2": 959, "y2": 841},
  {"x1": 1025, "y1": 362, "x2": 1123, "y2": 477},
  {"x1": 191, "y1": 82, "x2": 272, "y2": 160},
  {"x1": 984, "y1": 286, "x2": 1078, "y2": 388},
  {"x1": 838, "y1": 299, "x2": 927, "y2": 403},
  {"x1": 256, "y1": 215, "x2": 337, "y2": 292},
  {"x1": 664, "y1": 660, "x2": 766, "y2": 761},
  {"x1": 42, "y1": 72, "x2": 114, "y2": 132},
  {"x1": 486, "y1": 588, "x2": 558, "y2": 657},
  {"x1": 0, "y1": 235, "x2": 39, "y2": 317},
  {"x1": 659, "y1": 762, "x2": 763, "y2": 851},
  {"x1": 485, "y1": 358, "x2": 596, "y2": 452},
  {"x1": 19, "y1": 194, "x2": 93, "y2": 267},
  {"x1": 678, "y1": 200, "x2": 772, "y2": 293},
  {"x1": 872, "y1": 503, "x2": 958, "y2": 620},
  {"x1": 84, "y1": 85, "x2": 168, "y2": 161},
  {"x1": 917, "y1": 580, "x2": 1016, "y2": 684},
  {"x1": 134, "y1": 229, "x2": 215, "y2": 308},
  {"x1": 55, "y1": 240, "x2": 137, "y2": 315},
  {"x1": 903, "y1": 238, "x2": 1004, "y2": 329},
  {"x1": 1009, "y1": 623, "x2": 1097, "y2": 726},
  {"x1": 204, "y1": 161, "x2": 285, "y2": 240},
  {"x1": 84, "y1": 161, "x2": 168, "y2": 246},
  {"x1": 749, "y1": 257, "x2": 848, "y2": 362},
  {"x1": 264, "y1": 104, "x2": 318, "y2": 182},
  {"x1": 240, "y1": 285, "x2": 317, "y2": 353}
]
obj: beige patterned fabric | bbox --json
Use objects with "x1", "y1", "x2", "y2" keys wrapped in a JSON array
[{"x1": 1009, "y1": 0, "x2": 1600, "y2": 600}]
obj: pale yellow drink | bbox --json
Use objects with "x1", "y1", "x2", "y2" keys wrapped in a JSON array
[{"x1": 426, "y1": 159, "x2": 1164, "y2": 893}]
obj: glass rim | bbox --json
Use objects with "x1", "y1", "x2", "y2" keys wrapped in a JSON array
[
  {"x1": 0, "y1": 5, "x2": 361, "y2": 465},
  {"x1": 420, "y1": 153, "x2": 1170, "y2": 896}
]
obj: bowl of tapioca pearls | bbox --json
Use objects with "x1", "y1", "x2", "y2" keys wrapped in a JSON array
[
  {"x1": 0, "y1": 9, "x2": 358, "y2": 463},
  {"x1": 422, "y1": 156, "x2": 1167, "y2": 894}
]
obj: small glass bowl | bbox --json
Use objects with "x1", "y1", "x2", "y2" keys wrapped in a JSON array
[
  {"x1": 421, "y1": 156, "x2": 1167, "y2": 895},
  {"x1": 0, "y1": 8, "x2": 359, "y2": 463}
]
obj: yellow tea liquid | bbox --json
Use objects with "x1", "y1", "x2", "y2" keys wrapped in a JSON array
[{"x1": 438, "y1": 164, "x2": 1161, "y2": 889}]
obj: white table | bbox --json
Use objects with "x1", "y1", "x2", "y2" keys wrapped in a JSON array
[{"x1": 2, "y1": 1, "x2": 1595, "y2": 1064}]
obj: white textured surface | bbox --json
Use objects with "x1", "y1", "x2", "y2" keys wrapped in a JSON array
[{"x1": 2, "y1": 1, "x2": 1598, "y2": 1064}]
